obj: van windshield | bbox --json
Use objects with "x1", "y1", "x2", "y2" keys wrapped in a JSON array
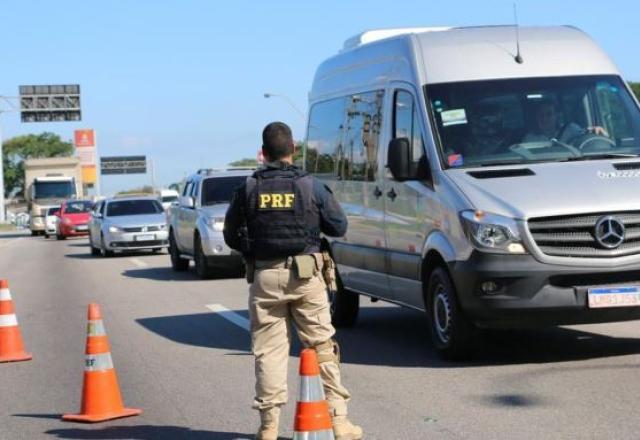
[{"x1": 427, "y1": 75, "x2": 640, "y2": 168}]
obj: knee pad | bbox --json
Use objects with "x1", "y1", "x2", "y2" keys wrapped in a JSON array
[{"x1": 313, "y1": 339, "x2": 340, "y2": 364}]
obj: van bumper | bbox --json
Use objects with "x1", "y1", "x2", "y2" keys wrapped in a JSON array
[{"x1": 450, "y1": 252, "x2": 640, "y2": 327}]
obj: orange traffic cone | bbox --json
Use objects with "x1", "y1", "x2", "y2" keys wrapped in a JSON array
[
  {"x1": 63, "y1": 303, "x2": 141, "y2": 423},
  {"x1": 293, "y1": 349, "x2": 334, "y2": 439},
  {"x1": 0, "y1": 279, "x2": 32, "y2": 363}
]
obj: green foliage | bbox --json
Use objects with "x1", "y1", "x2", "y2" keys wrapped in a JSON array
[
  {"x1": 630, "y1": 82, "x2": 640, "y2": 101},
  {"x1": 2, "y1": 132, "x2": 73, "y2": 197},
  {"x1": 116, "y1": 185, "x2": 155, "y2": 196},
  {"x1": 229, "y1": 158, "x2": 258, "y2": 167}
]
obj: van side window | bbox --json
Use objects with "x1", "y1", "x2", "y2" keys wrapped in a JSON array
[
  {"x1": 306, "y1": 91, "x2": 383, "y2": 182},
  {"x1": 394, "y1": 90, "x2": 426, "y2": 167},
  {"x1": 343, "y1": 91, "x2": 384, "y2": 181},
  {"x1": 306, "y1": 97, "x2": 346, "y2": 179}
]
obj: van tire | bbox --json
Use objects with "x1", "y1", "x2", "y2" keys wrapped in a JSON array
[
  {"x1": 169, "y1": 230, "x2": 189, "y2": 272},
  {"x1": 426, "y1": 267, "x2": 475, "y2": 361},
  {"x1": 329, "y1": 271, "x2": 359, "y2": 328}
]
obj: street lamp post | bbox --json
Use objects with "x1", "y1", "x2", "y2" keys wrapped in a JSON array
[
  {"x1": 263, "y1": 92, "x2": 306, "y2": 122},
  {"x1": 0, "y1": 96, "x2": 19, "y2": 223}
]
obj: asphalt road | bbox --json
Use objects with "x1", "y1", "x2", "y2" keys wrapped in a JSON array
[{"x1": 3, "y1": 232, "x2": 640, "y2": 439}]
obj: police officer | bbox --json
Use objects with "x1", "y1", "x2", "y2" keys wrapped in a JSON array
[{"x1": 224, "y1": 122, "x2": 363, "y2": 440}]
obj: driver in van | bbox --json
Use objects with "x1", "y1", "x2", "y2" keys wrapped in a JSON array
[{"x1": 522, "y1": 99, "x2": 608, "y2": 144}]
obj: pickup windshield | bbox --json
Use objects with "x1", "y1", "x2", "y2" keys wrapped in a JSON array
[
  {"x1": 106, "y1": 200, "x2": 163, "y2": 217},
  {"x1": 34, "y1": 181, "x2": 76, "y2": 199},
  {"x1": 427, "y1": 75, "x2": 640, "y2": 168},
  {"x1": 201, "y1": 176, "x2": 246, "y2": 205}
]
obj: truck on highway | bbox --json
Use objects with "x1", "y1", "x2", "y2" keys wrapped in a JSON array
[
  {"x1": 167, "y1": 168, "x2": 250, "y2": 278},
  {"x1": 24, "y1": 157, "x2": 83, "y2": 235},
  {"x1": 305, "y1": 25, "x2": 640, "y2": 359}
]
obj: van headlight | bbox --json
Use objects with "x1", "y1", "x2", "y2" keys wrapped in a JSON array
[
  {"x1": 460, "y1": 210, "x2": 527, "y2": 254},
  {"x1": 206, "y1": 217, "x2": 225, "y2": 232}
]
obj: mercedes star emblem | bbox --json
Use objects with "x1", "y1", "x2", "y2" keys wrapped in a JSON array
[{"x1": 594, "y1": 216, "x2": 625, "y2": 249}]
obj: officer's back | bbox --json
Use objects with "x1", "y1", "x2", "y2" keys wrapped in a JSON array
[{"x1": 223, "y1": 122, "x2": 362, "y2": 440}]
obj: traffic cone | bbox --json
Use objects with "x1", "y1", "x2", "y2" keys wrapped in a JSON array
[
  {"x1": 293, "y1": 349, "x2": 335, "y2": 439},
  {"x1": 63, "y1": 303, "x2": 142, "y2": 423},
  {"x1": 0, "y1": 279, "x2": 32, "y2": 363}
]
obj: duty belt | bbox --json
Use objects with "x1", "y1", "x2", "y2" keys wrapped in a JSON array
[{"x1": 254, "y1": 253, "x2": 323, "y2": 271}]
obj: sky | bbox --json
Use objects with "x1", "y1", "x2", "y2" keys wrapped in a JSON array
[{"x1": 1, "y1": 0, "x2": 638, "y2": 195}]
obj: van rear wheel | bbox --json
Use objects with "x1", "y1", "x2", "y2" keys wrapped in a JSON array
[
  {"x1": 426, "y1": 267, "x2": 476, "y2": 361},
  {"x1": 328, "y1": 270, "x2": 359, "y2": 328}
]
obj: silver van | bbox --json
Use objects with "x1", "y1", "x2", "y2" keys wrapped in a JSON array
[{"x1": 304, "y1": 26, "x2": 640, "y2": 359}]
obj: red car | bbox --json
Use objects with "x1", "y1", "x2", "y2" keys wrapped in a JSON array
[{"x1": 56, "y1": 200, "x2": 94, "y2": 240}]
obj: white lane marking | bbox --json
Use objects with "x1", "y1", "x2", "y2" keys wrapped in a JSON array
[
  {"x1": 206, "y1": 304, "x2": 250, "y2": 332},
  {"x1": 129, "y1": 258, "x2": 148, "y2": 268}
]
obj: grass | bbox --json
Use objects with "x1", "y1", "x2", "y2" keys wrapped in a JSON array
[{"x1": 0, "y1": 223, "x2": 17, "y2": 232}]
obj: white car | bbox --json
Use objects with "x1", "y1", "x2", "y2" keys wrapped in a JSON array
[
  {"x1": 44, "y1": 206, "x2": 61, "y2": 238},
  {"x1": 159, "y1": 189, "x2": 179, "y2": 211},
  {"x1": 88, "y1": 196, "x2": 169, "y2": 257}
]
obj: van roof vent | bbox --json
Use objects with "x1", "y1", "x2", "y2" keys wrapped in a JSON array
[
  {"x1": 342, "y1": 27, "x2": 451, "y2": 51},
  {"x1": 467, "y1": 168, "x2": 535, "y2": 179},
  {"x1": 613, "y1": 162, "x2": 640, "y2": 170}
]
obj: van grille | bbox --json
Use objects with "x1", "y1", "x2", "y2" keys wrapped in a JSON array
[{"x1": 528, "y1": 212, "x2": 640, "y2": 258}]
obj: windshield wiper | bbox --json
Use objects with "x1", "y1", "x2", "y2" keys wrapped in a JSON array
[
  {"x1": 562, "y1": 153, "x2": 640, "y2": 162},
  {"x1": 479, "y1": 160, "x2": 527, "y2": 167}
]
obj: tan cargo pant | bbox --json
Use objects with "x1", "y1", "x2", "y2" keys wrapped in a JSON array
[{"x1": 249, "y1": 258, "x2": 351, "y2": 416}]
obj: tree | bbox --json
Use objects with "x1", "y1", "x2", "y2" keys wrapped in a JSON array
[
  {"x1": 2, "y1": 132, "x2": 73, "y2": 197},
  {"x1": 630, "y1": 82, "x2": 640, "y2": 101},
  {"x1": 229, "y1": 158, "x2": 258, "y2": 167}
]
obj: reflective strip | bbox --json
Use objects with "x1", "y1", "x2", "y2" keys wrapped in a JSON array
[
  {"x1": 0, "y1": 314, "x2": 18, "y2": 327},
  {"x1": 84, "y1": 352, "x2": 114, "y2": 371},
  {"x1": 0, "y1": 288, "x2": 11, "y2": 301},
  {"x1": 293, "y1": 429, "x2": 335, "y2": 440},
  {"x1": 298, "y1": 376, "x2": 326, "y2": 402},
  {"x1": 87, "y1": 320, "x2": 106, "y2": 336}
]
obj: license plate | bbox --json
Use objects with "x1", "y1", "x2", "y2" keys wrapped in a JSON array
[
  {"x1": 588, "y1": 286, "x2": 640, "y2": 308},
  {"x1": 76, "y1": 225, "x2": 88, "y2": 231},
  {"x1": 135, "y1": 234, "x2": 155, "y2": 241}
]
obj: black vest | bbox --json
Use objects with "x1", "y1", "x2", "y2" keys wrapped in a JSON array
[{"x1": 245, "y1": 167, "x2": 320, "y2": 259}]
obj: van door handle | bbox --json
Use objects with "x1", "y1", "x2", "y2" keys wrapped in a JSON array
[
  {"x1": 373, "y1": 186, "x2": 383, "y2": 199},
  {"x1": 387, "y1": 188, "x2": 397, "y2": 201}
]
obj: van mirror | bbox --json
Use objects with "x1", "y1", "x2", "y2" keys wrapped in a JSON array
[
  {"x1": 180, "y1": 195, "x2": 195, "y2": 209},
  {"x1": 388, "y1": 138, "x2": 413, "y2": 181}
]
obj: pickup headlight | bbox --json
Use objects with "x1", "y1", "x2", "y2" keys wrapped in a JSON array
[
  {"x1": 206, "y1": 217, "x2": 225, "y2": 232},
  {"x1": 460, "y1": 210, "x2": 527, "y2": 254},
  {"x1": 108, "y1": 225, "x2": 123, "y2": 233}
]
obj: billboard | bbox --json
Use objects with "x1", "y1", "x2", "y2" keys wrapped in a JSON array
[
  {"x1": 101, "y1": 156, "x2": 147, "y2": 175},
  {"x1": 19, "y1": 84, "x2": 81, "y2": 122},
  {"x1": 74, "y1": 129, "x2": 97, "y2": 184}
]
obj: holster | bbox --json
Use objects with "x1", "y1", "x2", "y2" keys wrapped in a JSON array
[{"x1": 321, "y1": 251, "x2": 338, "y2": 291}]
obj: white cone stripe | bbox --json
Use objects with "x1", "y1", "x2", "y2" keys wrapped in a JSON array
[
  {"x1": 293, "y1": 429, "x2": 335, "y2": 440},
  {"x1": 298, "y1": 376, "x2": 327, "y2": 402},
  {"x1": 0, "y1": 288, "x2": 11, "y2": 300},
  {"x1": 85, "y1": 352, "x2": 114, "y2": 371},
  {"x1": 87, "y1": 320, "x2": 106, "y2": 336},
  {"x1": 0, "y1": 314, "x2": 18, "y2": 327}
]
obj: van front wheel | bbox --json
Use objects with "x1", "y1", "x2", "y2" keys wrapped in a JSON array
[{"x1": 426, "y1": 267, "x2": 475, "y2": 361}]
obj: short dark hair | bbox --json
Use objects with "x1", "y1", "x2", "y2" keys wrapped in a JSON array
[{"x1": 262, "y1": 122, "x2": 294, "y2": 160}]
